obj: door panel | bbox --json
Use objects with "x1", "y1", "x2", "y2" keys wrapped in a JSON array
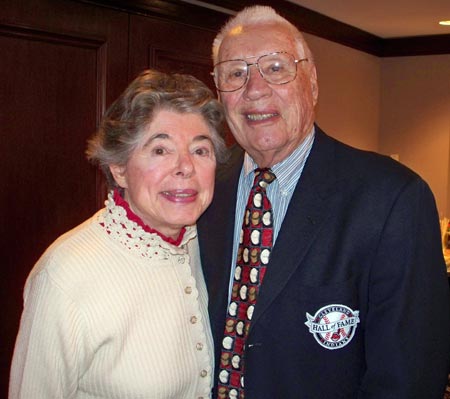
[
  {"x1": 129, "y1": 15, "x2": 234, "y2": 144},
  {"x1": 0, "y1": 1, "x2": 128, "y2": 395},
  {"x1": 129, "y1": 15, "x2": 217, "y2": 90}
]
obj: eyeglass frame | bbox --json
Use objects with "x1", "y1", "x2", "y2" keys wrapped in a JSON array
[{"x1": 211, "y1": 51, "x2": 309, "y2": 92}]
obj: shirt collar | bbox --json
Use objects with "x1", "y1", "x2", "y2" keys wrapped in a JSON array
[{"x1": 243, "y1": 126, "x2": 315, "y2": 191}]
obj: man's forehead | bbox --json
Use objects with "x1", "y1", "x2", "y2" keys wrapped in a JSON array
[{"x1": 218, "y1": 24, "x2": 296, "y2": 60}]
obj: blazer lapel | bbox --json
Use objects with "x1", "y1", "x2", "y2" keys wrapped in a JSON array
[{"x1": 250, "y1": 129, "x2": 341, "y2": 327}]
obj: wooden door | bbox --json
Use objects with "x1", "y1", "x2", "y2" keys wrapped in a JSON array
[
  {"x1": 0, "y1": 0, "x2": 128, "y2": 395},
  {"x1": 129, "y1": 14, "x2": 234, "y2": 144},
  {"x1": 129, "y1": 15, "x2": 217, "y2": 90}
]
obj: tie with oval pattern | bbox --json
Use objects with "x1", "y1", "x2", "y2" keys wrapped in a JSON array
[{"x1": 217, "y1": 168, "x2": 276, "y2": 399}]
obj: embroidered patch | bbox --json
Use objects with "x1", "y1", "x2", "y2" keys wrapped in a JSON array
[{"x1": 305, "y1": 304, "x2": 360, "y2": 350}]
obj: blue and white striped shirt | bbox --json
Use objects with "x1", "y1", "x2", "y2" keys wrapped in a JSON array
[{"x1": 228, "y1": 127, "x2": 315, "y2": 300}]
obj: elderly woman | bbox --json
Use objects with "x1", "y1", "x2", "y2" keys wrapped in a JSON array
[{"x1": 9, "y1": 70, "x2": 227, "y2": 399}]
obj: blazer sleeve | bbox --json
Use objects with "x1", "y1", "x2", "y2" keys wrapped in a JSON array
[{"x1": 359, "y1": 177, "x2": 450, "y2": 398}]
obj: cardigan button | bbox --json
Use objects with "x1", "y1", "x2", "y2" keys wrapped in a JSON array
[
  {"x1": 185, "y1": 286, "x2": 192, "y2": 294},
  {"x1": 190, "y1": 316, "x2": 198, "y2": 324}
]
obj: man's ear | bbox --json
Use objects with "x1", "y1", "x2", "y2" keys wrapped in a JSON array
[
  {"x1": 309, "y1": 65, "x2": 319, "y2": 105},
  {"x1": 109, "y1": 164, "x2": 128, "y2": 188}
]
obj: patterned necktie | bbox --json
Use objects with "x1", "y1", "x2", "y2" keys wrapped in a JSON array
[{"x1": 217, "y1": 168, "x2": 276, "y2": 399}]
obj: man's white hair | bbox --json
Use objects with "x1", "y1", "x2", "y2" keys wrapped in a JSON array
[{"x1": 212, "y1": 5, "x2": 314, "y2": 64}]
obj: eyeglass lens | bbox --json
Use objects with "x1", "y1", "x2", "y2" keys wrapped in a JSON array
[{"x1": 214, "y1": 52, "x2": 298, "y2": 92}]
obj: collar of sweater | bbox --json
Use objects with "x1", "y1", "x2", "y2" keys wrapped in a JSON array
[{"x1": 97, "y1": 190, "x2": 197, "y2": 258}]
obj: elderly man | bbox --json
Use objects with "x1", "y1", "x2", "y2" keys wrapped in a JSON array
[{"x1": 198, "y1": 5, "x2": 450, "y2": 399}]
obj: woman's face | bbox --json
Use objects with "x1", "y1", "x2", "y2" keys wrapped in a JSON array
[{"x1": 110, "y1": 109, "x2": 217, "y2": 239}]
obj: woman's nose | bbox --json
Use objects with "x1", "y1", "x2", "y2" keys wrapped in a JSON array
[{"x1": 175, "y1": 153, "x2": 194, "y2": 177}]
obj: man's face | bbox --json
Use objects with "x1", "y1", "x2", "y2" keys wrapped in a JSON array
[{"x1": 217, "y1": 23, "x2": 318, "y2": 167}]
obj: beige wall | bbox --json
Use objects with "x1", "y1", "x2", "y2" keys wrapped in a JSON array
[
  {"x1": 304, "y1": 32, "x2": 450, "y2": 218},
  {"x1": 305, "y1": 33, "x2": 381, "y2": 151},
  {"x1": 379, "y1": 55, "x2": 450, "y2": 218}
]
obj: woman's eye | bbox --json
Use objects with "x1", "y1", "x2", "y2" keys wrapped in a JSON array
[
  {"x1": 194, "y1": 147, "x2": 211, "y2": 156},
  {"x1": 152, "y1": 147, "x2": 166, "y2": 155}
]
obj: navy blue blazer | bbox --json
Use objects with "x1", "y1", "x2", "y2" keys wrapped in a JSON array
[{"x1": 198, "y1": 127, "x2": 450, "y2": 399}]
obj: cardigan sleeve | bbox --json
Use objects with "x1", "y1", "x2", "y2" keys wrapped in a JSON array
[{"x1": 9, "y1": 268, "x2": 91, "y2": 399}]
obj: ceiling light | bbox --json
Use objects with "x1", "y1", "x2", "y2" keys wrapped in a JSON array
[{"x1": 439, "y1": 20, "x2": 450, "y2": 26}]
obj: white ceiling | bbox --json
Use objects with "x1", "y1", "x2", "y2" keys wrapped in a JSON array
[{"x1": 287, "y1": 0, "x2": 450, "y2": 38}]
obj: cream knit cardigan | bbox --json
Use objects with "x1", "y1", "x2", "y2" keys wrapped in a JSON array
[{"x1": 9, "y1": 192, "x2": 214, "y2": 399}]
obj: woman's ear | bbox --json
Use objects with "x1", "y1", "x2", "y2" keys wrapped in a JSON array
[{"x1": 109, "y1": 164, "x2": 128, "y2": 188}]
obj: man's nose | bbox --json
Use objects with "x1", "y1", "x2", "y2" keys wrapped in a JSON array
[{"x1": 244, "y1": 65, "x2": 271, "y2": 99}]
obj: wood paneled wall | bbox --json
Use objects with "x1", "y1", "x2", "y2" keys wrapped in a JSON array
[{"x1": 0, "y1": 1, "x2": 217, "y2": 396}]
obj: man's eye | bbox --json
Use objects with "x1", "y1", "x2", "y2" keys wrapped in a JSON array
[
  {"x1": 229, "y1": 69, "x2": 246, "y2": 79},
  {"x1": 267, "y1": 63, "x2": 284, "y2": 74}
]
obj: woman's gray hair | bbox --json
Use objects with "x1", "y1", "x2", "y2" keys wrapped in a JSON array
[
  {"x1": 212, "y1": 5, "x2": 314, "y2": 64},
  {"x1": 87, "y1": 69, "x2": 227, "y2": 190}
]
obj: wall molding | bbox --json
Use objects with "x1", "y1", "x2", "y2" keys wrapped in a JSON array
[{"x1": 78, "y1": 0, "x2": 450, "y2": 57}]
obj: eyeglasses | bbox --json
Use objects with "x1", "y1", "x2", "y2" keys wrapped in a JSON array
[{"x1": 211, "y1": 52, "x2": 308, "y2": 92}]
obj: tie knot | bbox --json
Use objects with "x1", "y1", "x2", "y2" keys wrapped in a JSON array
[{"x1": 253, "y1": 168, "x2": 276, "y2": 189}]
